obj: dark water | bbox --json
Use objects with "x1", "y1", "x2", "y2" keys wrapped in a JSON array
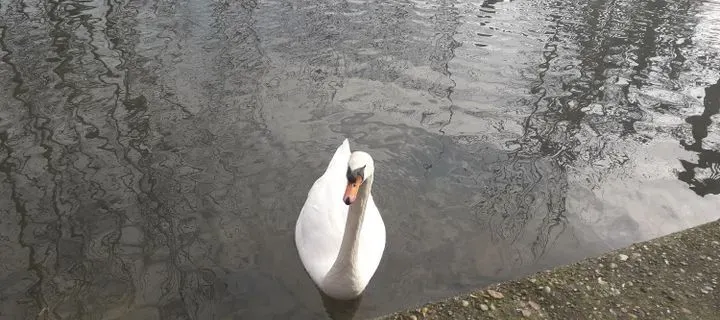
[{"x1": 1, "y1": 0, "x2": 719, "y2": 318}]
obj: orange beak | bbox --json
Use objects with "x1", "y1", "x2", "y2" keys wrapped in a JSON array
[{"x1": 343, "y1": 176, "x2": 363, "y2": 205}]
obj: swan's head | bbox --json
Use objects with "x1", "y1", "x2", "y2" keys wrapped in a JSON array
[{"x1": 343, "y1": 151, "x2": 374, "y2": 205}]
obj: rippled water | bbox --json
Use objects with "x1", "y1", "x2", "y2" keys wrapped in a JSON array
[{"x1": 1, "y1": 0, "x2": 719, "y2": 319}]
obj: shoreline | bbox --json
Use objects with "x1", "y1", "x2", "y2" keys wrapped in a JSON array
[{"x1": 376, "y1": 218, "x2": 720, "y2": 319}]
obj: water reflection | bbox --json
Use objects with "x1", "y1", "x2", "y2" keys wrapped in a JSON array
[
  {"x1": 0, "y1": 0, "x2": 719, "y2": 319},
  {"x1": 680, "y1": 79, "x2": 720, "y2": 196},
  {"x1": 319, "y1": 289, "x2": 362, "y2": 320}
]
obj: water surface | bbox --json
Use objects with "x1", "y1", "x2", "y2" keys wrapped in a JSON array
[{"x1": 1, "y1": 0, "x2": 719, "y2": 318}]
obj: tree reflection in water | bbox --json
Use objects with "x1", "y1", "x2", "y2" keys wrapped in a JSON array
[{"x1": 680, "y1": 79, "x2": 720, "y2": 196}]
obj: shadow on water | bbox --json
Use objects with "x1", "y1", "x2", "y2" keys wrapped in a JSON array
[{"x1": 679, "y1": 79, "x2": 720, "y2": 196}]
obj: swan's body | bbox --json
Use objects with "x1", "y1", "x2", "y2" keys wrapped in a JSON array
[{"x1": 295, "y1": 139, "x2": 386, "y2": 300}]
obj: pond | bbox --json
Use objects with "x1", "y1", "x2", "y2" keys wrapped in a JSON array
[{"x1": 1, "y1": 0, "x2": 719, "y2": 318}]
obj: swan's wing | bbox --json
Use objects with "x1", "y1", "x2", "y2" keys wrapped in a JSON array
[
  {"x1": 323, "y1": 138, "x2": 350, "y2": 179},
  {"x1": 295, "y1": 139, "x2": 351, "y2": 283}
]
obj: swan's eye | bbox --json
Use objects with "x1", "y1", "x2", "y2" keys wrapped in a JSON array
[
  {"x1": 346, "y1": 167, "x2": 354, "y2": 182},
  {"x1": 346, "y1": 166, "x2": 366, "y2": 182}
]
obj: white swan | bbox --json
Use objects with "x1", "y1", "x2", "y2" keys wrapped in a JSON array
[{"x1": 295, "y1": 139, "x2": 386, "y2": 300}]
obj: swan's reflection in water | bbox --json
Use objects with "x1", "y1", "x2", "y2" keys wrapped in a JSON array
[{"x1": 317, "y1": 287, "x2": 363, "y2": 320}]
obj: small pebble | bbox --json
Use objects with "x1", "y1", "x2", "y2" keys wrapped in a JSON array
[
  {"x1": 479, "y1": 304, "x2": 489, "y2": 311},
  {"x1": 520, "y1": 309, "x2": 532, "y2": 317},
  {"x1": 461, "y1": 300, "x2": 469, "y2": 307},
  {"x1": 610, "y1": 263, "x2": 618, "y2": 269},
  {"x1": 528, "y1": 300, "x2": 541, "y2": 311},
  {"x1": 619, "y1": 254, "x2": 629, "y2": 261},
  {"x1": 409, "y1": 315, "x2": 418, "y2": 320},
  {"x1": 487, "y1": 289, "x2": 504, "y2": 299},
  {"x1": 598, "y1": 277, "x2": 607, "y2": 285},
  {"x1": 681, "y1": 307, "x2": 693, "y2": 314},
  {"x1": 543, "y1": 286, "x2": 552, "y2": 294}
]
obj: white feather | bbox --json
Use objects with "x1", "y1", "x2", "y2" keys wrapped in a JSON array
[{"x1": 295, "y1": 139, "x2": 386, "y2": 299}]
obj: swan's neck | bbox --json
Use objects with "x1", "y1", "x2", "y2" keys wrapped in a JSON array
[
  {"x1": 323, "y1": 176, "x2": 373, "y2": 296},
  {"x1": 340, "y1": 177, "x2": 372, "y2": 266}
]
